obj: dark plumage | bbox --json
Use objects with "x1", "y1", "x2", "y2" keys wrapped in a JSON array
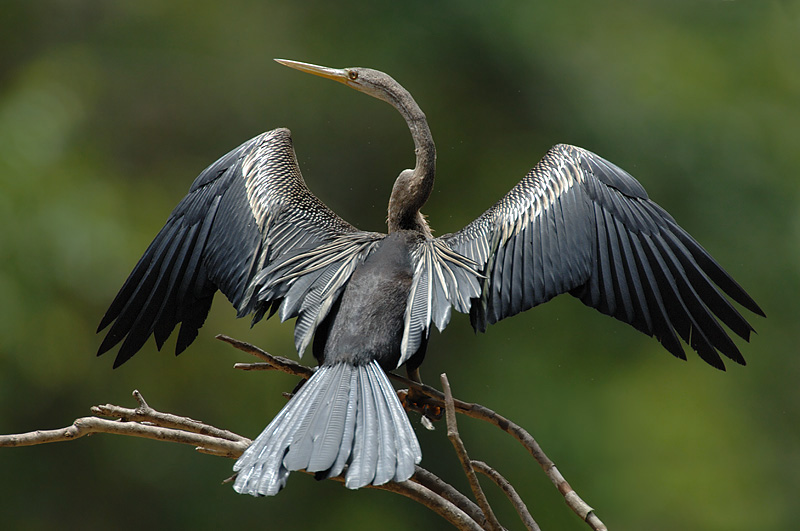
[
  {"x1": 234, "y1": 232, "x2": 423, "y2": 495},
  {"x1": 98, "y1": 60, "x2": 763, "y2": 496}
]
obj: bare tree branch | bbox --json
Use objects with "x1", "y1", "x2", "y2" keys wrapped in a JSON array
[
  {"x1": 0, "y1": 391, "x2": 483, "y2": 528},
  {"x1": 95, "y1": 389, "x2": 248, "y2": 444},
  {"x1": 221, "y1": 335, "x2": 606, "y2": 530},
  {"x1": 386, "y1": 372, "x2": 607, "y2": 530},
  {"x1": 2, "y1": 335, "x2": 607, "y2": 530},
  {"x1": 0, "y1": 392, "x2": 249, "y2": 458},
  {"x1": 220, "y1": 335, "x2": 606, "y2": 530}
]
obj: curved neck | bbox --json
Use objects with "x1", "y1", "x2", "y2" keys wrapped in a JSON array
[
  {"x1": 387, "y1": 89, "x2": 436, "y2": 236},
  {"x1": 406, "y1": 108, "x2": 436, "y2": 184}
]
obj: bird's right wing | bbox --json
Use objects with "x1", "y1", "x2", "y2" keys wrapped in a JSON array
[
  {"x1": 442, "y1": 144, "x2": 764, "y2": 369},
  {"x1": 98, "y1": 128, "x2": 380, "y2": 367}
]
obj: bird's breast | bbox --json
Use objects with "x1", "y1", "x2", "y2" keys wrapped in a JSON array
[{"x1": 320, "y1": 231, "x2": 421, "y2": 369}]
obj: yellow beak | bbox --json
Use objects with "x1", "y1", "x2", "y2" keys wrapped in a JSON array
[{"x1": 274, "y1": 59, "x2": 350, "y2": 85}]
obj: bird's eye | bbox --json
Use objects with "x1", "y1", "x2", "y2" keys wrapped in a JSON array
[{"x1": 348, "y1": 70, "x2": 359, "y2": 81}]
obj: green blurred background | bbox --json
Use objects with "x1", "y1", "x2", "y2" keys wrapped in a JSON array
[{"x1": 1, "y1": 1, "x2": 798, "y2": 529}]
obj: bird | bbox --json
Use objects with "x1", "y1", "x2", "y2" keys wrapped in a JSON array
[{"x1": 97, "y1": 59, "x2": 764, "y2": 497}]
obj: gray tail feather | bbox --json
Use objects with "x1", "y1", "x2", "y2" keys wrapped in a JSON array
[{"x1": 232, "y1": 360, "x2": 421, "y2": 496}]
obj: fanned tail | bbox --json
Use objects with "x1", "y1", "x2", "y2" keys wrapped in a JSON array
[{"x1": 233, "y1": 360, "x2": 421, "y2": 496}]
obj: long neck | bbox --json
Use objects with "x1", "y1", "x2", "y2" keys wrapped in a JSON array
[{"x1": 387, "y1": 89, "x2": 436, "y2": 236}]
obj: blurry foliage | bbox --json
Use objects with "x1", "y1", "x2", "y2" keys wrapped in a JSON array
[{"x1": 1, "y1": 1, "x2": 798, "y2": 530}]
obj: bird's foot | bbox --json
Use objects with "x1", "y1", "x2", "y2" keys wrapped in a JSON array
[{"x1": 398, "y1": 388, "x2": 443, "y2": 424}]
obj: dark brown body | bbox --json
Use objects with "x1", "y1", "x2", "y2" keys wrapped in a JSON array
[{"x1": 315, "y1": 231, "x2": 424, "y2": 370}]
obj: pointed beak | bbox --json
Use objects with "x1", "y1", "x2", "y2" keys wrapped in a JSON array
[{"x1": 274, "y1": 59, "x2": 350, "y2": 85}]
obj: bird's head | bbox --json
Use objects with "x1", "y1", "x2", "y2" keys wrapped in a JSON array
[{"x1": 274, "y1": 59, "x2": 409, "y2": 109}]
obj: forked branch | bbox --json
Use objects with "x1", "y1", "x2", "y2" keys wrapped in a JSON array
[
  {"x1": 0, "y1": 335, "x2": 606, "y2": 531},
  {"x1": 220, "y1": 334, "x2": 605, "y2": 530}
]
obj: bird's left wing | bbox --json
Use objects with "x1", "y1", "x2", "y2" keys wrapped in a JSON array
[
  {"x1": 441, "y1": 144, "x2": 764, "y2": 369},
  {"x1": 98, "y1": 128, "x2": 381, "y2": 367}
]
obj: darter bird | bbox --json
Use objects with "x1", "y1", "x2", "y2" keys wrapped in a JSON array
[{"x1": 97, "y1": 60, "x2": 764, "y2": 496}]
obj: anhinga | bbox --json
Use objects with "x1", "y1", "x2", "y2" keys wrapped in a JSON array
[{"x1": 97, "y1": 60, "x2": 764, "y2": 496}]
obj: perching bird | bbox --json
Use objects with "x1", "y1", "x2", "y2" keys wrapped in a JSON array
[{"x1": 97, "y1": 59, "x2": 764, "y2": 496}]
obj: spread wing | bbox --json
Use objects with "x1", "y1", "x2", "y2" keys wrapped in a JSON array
[
  {"x1": 442, "y1": 144, "x2": 764, "y2": 369},
  {"x1": 97, "y1": 128, "x2": 381, "y2": 367}
]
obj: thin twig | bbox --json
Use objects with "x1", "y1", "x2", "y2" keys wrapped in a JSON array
[
  {"x1": 412, "y1": 467, "x2": 487, "y2": 525},
  {"x1": 441, "y1": 373, "x2": 503, "y2": 531},
  {"x1": 372, "y1": 480, "x2": 484, "y2": 531},
  {"x1": 217, "y1": 334, "x2": 314, "y2": 379},
  {"x1": 472, "y1": 460, "x2": 540, "y2": 531}
]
